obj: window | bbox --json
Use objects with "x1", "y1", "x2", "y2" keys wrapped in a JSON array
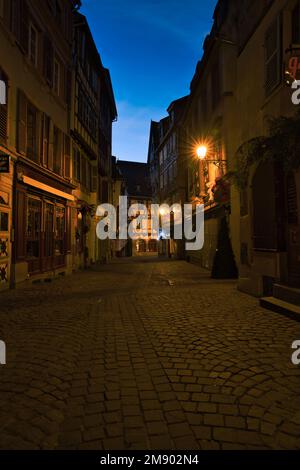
[
  {"x1": 11, "y1": 0, "x2": 29, "y2": 51},
  {"x1": 265, "y1": 15, "x2": 282, "y2": 97},
  {"x1": 53, "y1": 59, "x2": 60, "y2": 96},
  {"x1": 27, "y1": 103, "x2": 38, "y2": 161},
  {"x1": 252, "y1": 162, "x2": 278, "y2": 250},
  {"x1": 43, "y1": 35, "x2": 54, "y2": 86},
  {"x1": 77, "y1": 86, "x2": 97, "y2": 140},
  {"x1": 292, "y1": 2, "x2": 300, "y2": 44},
  {"x1": 55, "y1": 0, "x2": 62, "y2": 25},
  {"x1": 29, "y1": 23, "x2": 38, "y2": 66},
  {"x1": 0, "y1": 212, "x2": 8, "y2": 231}
]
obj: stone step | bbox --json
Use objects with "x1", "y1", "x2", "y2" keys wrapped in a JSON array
[
  {"x1": 273, "y1": 284, "x2": 300, "y2": 307},
  {"x1": 260, "y1": 296, "x2": 300, "y2": 322}
]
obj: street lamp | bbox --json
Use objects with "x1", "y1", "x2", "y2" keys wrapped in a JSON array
[
  {"x1": 196, "y1": 144, "x2": 227, "y2": 169},
  {"x1": 196, "y1": 145, "x2": 208, "y2": 160}
]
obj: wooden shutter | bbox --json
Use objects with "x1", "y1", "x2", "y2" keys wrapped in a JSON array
[
  {"x1": 16, "y1": 190, "x2": 26, "y2": 260},
  {"x1": 40, "y1": 113, "x2": 44, "y2": 162},
  {"x1": 20, "y1": 0, "x2": 29, "y2": 54},
  {"x1": 17, "y1": 90, "x2": 27, "y2": 154},
  {"x1": 65, "y1": 68, "x2": 72, "y2": 106},
  {"x1": 11, "y1": 0, "x2": 20, "y2": 39},
  {"x1": 81, "y1": 156, "x2": 86, "y2": 187},
  {"x1": 43, "y1": 35, "x2": 54, "y2": 86},
  {"x1": 53, "y1": 126, "x2": 62, "y2": 175},
  {"x1": 64, "y1": 134, "x2": 71, "y2": 179},
  {"x1": 265, "y1": 15, "x2": 282, "y2": 96},
  {"x1": 48, "y1": 119, "x2": 54, "y2": 170},
  {"x1": 287, "y1": 172, "x2": 298, "y2": 225},
  {"x1": 35, "y1": 110, "x2": 42, "y2": 164},
  {"x1": 40, "y1": 113, "x2": 50, "y2": 166},
  {"x1": 91, "y1": 165, "x2": 98, "y2": 193},
  {"x1": 292, "y1": 2, "x2": 300, "y2": 44}
]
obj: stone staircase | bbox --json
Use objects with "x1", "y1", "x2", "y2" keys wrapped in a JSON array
[{"x1": 260, "y1": 284, "x2": 300, "y2": 322}]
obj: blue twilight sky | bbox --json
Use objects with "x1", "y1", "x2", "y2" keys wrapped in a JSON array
[{"x1": 80, "y1": 0, "x2": 217, "y2": 163}]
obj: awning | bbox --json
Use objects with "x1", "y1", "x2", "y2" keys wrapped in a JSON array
[{"x1": 22, "y1": 176, "x2": 75, "y2": 201}]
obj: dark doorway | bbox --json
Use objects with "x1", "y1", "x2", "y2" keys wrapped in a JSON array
[{"x1": 286, "y1": 172, "x2": 300, "y2": 287}]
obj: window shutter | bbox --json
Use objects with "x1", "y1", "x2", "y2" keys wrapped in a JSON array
[
  {"x1": 43, "y1": 35, "x2": 54, "y2": 86},
  {"x1": 11, "y1": 0, "x2": 20, "y2": 40},
  {"x1": 40, "y1": 113, "x2": 44, "y2": 162},
  {"x1": 41, "y1": 113, "x2": 50, "y2": 167},
  {"x1": 287, "y1": 172, "x2": 298, "y2": 225},
  {"x1": 53, "y1": 126, "x2": 62, "y2": 175},
  {"x1": 17, "y1": 90, "x2": 27, "y2": 154},
  {"x1": 91, "y1": 165, "x2": 98, "y2": 193},
  {"x1": 64, "y1": 134, "x2": 71, "y2": 179},
  {"x1": 35, "y1": 110, "x2": 41, "y2": 164},
  {"x1": 20, "y1": 0, "x2": 29, "y2": 54},
  {"x1": 48, "y1": 119, "x2": 54, "y2": 170},
  {"x1": 292, "y1": 2, "x2": 300, "y2": 44},
  {"x1": 16, "y1": 190, "x2": 27, "y2": 260},
  {"x1": 81, "y1": 156, "x2": 86, "y2": 187},
  {"x1": 265, "y1": 15, "x2": 281, "y2": 96},
  {"x1": 65, "y1": 68, "x2": 72, "y2": 105}
]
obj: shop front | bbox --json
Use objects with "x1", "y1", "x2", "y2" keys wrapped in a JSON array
[{"x1": 14, "y1": 163, "x2": 74, "y2": 283}]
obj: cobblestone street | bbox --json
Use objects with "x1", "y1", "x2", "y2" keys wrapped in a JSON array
[{"x1": 0, "y1": 258, "x2": 300, "y2": 450}]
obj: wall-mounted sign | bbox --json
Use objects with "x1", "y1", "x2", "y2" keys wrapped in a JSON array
[
  {"x1": 284, "y1": 47, "x2": 300, "y2": 86},
  {"x1": 0, "y1": 154, "x2": 9, "y2": 174}
]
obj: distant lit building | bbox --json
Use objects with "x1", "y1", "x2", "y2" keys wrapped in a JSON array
[{"x1": 117, "y1": 161, "x2": 158, "y2": 257}]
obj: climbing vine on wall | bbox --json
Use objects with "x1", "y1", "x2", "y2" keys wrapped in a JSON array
[{"x1": 231, "y1": 110, "x2": 300, "y2": 190}]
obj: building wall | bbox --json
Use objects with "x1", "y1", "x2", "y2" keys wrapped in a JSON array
[
  {"x1": 234, "y1": 0, "x2": 300, "y2": 295},
  {"x1": 0, "y1": 1, "x2": 116, "y2": 289},
  {"x1": 0, "y1": 0, "x2": 75, "y2": 288}
]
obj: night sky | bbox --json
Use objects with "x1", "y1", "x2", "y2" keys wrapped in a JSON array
[{"x1": 81, "y1": 0, "x2": 217, "y2": 162}]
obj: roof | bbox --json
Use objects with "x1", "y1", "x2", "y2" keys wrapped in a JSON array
[
  {"x1": 102, "y1": 68, "x2": 118, "y2": 121},
  {"x1": 116, "y1": 161, "x2": 152, "y2": 199},
  {"x1": 147, "y1": 120, "x2": 160, "y2": 165},
  {"x1": 167, "y1": 95, "x2": 189, "y2": 114}
]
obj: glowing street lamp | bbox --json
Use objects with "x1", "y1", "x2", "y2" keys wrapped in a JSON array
[
  {"x1": 196, "y1": 143, "x2": 226, "y2": 169},
  {"x1": 196, "y1": 145, "x2": 208, "y2": 160}
]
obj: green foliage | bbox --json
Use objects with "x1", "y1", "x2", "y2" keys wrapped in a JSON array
[{"x1": 232, "y1": 111, "x2": 300, "y2": 190}]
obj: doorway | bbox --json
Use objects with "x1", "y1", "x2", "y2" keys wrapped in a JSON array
[{"x1": 286, "y1": 172, "x2": 300, "y2": 287}]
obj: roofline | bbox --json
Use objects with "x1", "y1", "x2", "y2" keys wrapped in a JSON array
[
  {"x1": 167, "y1": 95, "x2": 189, "y2": 113},
  {"x1": 102, "y1": 68, "x2": 118, "y2": 120}
]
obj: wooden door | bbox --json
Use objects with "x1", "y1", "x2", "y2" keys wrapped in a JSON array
[
  {"x1": 42, "y1": 202, "x2": 54, "y2": 272},
  {"x1": 287, "y1": 173, "x2": 300, "y2": 287}
]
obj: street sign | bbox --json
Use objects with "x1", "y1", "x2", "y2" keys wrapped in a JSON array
[{"x1": 0, "y1": 154, "x2": 9, "y2": 174}]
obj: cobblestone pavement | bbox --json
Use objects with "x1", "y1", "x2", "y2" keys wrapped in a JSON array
[{"x1": 0, "y1": 258, "x2": 300, "y2": 450}]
